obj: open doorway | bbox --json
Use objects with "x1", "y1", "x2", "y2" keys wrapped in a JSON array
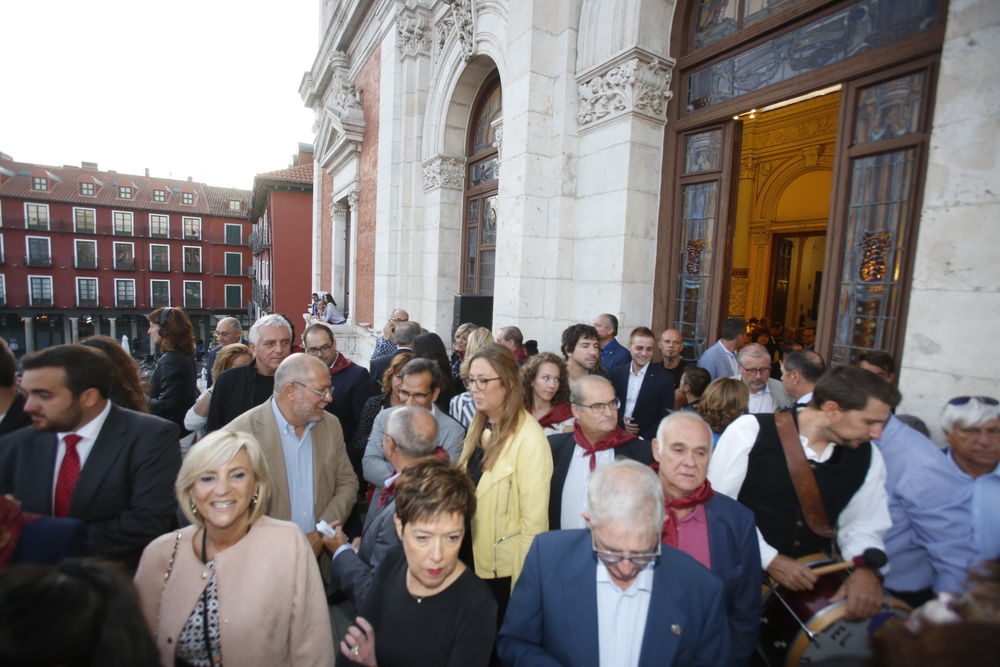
[{"x1": 768, "y1": 233, "x2": 825, "y2": 330}]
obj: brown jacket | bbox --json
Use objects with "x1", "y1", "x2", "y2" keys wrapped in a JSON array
[
  {"x1": 134, "y1": 516, "x2": 334, "y2": 667},
  {"x1": 225, "y1": 399, "x2": 358, "y2": 526}
]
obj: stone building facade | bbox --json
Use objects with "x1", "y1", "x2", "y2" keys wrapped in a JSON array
[{"x1": 300, "y1": 0, "x2": 999, "y2": 443}]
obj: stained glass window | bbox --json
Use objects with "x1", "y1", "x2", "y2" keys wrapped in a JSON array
[
  {"x1": 481, "y1": 196, "x2": 498, "y2": 246},
  {"x1": 685, "y1": 130, "x2": 723, "y2": 174},
  {"x1": 470, "y1": 158, "x2": 497, "y2": 187},
  {"x1": 743, "y1": 0, "x2": 804, "y2": 27},
  {"x1": 854, "y1": 71, "x2": 926, "y2": 145},
  {"x1": 695, "y1": 0, "x2": 737, "y2": 50},
  {"x1": 687, "y1": 0, "x2": 939, "y2": 112},
  {"x1": 472, "y1": 84, "x2": 502, "y2": 156},
  {"x1": 674, "y1": 181, "x2": 718, "y2": 357},
  {"x1": 466, "y1": 199, "x2": 479, "y2": 293},
  {"x1": 832, "y1": 148, "x2": 916, "y2": 366}
]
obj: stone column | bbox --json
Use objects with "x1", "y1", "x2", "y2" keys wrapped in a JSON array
[
  {"x1": 63, "y1": 318, "x2": 73, "y2": 346},
  {"x1": 109, "y1": 316, "x2": 117, "y2": 342},
  {"x1": 24, "y1": 317, "x2": 34, "y2": 353},
  {"x1": 331, "y1": 201, "x2": 348, "y2": 311},
  {"x1": 346, "y1": 191, "x2": 360, "y2": 325}
]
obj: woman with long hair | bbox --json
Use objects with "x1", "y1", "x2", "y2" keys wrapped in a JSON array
[
  {"x1": 459, "y1": 344, "x2": 552, "y2": 637},
  {"x1": 146, "y1": 308, "x2": 198, "y2": 437},
  {"x1": 322, "y1": 294, "x2": 347, "y2": 325},
  {"x1": 81, "y1": 335, "x2": 148, "y2": 413},
  {"x1": 448, "y1": 328, "x2": 494, "y2": 428},
  {"x1": 450, "y1": 323, "x2": 478, "y2": 381},
  {"x1": 520, "y1": 353, "x2": 574, "y2": 436},
  {"x1": 412, "y1": 332, "x2": 456, "y2": 410},
  {"x1": 697, "y1": 377, "x2": 750, "y2": 447}
]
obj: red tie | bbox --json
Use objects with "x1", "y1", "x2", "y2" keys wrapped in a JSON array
[{"x1": 54, "y1": 434, "x2": 83, "y2": 517}]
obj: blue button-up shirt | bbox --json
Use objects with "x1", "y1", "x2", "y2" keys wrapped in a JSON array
[
  {"x1": 948, "y1": 450, "x2": 1000, "y2": 561},
  {"x1": 873, "y1": 415, "x2": 978, "y2": 594},
  {"x1": 270, "y1": 398, "x2": 316, "y2": 534}
]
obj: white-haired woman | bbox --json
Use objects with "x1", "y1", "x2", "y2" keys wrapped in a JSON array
[{"x1": 134, "y1": 430, "x2": 334, "y2": 667}]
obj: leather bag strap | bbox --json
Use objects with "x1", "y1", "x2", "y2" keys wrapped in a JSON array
[{"x1": 774, "y1": 412, "x2": 836, "y2": 539}]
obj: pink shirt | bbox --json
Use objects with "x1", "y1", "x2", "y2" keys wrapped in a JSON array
[{"x1": 676, "y1": 503, "x2": 712, "y2": 570}]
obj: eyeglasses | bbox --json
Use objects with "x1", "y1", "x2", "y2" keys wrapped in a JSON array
[
  {"x1": 464, "y1": 377, "x2": 502, "y2": 391},
  {"x1": 591, "y1": 533, "x2": 661, "y2": 568},
  {"x1": 948, "y1": 396, "x2": 999, "y2": 406},
  {"x1": 293, "y1": 382, "x2": 332, "y2": 399},
  {"x1": 389, "y1": 317, "x2": 407, "y2": 324},
  {"x1": 574, "y1": 399, "x2": 620, "y2": 414},
  {"x1": 305, "y1": 344, "x2": 333, "y2": 356},
  {"x1": 740, "y1": 365, "x2": 771, "y2": 377},
  {"x1": 398, "y1": 388, "x2": 434, "y2": 401}
]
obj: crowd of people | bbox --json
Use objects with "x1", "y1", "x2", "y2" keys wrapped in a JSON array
[{"x1": 0, "y1": 307, "x2": 997, "y2": 667}]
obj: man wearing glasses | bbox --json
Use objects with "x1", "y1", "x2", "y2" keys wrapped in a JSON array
[
  {"x1": 499, "y1": 459, "x2": 730, "y2": 667},
  {"x1": 730, "y1": 343, "x2": 791, "y2": 413},
  {"x1": 205, "y1": 316, "x2": 246, "y2": 387},
  {"x1": 547, "y1": 376, "x2": 653, "y2": 530},
  {"x1": 226, "y1": 353, "x2": 358, "y2": 562},
  {"x1": 302, "y1": 323, "x2": 373, "y2": 447},
  {"x1": 369, "y1": 308, "x2": 410, "y2": 363}
]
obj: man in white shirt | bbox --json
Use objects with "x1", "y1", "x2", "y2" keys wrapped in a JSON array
[
  {"x1": 780, "y1": 349, "x2": 825, "y2": 406},
  {"x1": 730, "y1": 343, "x2": 791, "y2": 413},
  {"x1": 708, "y1": 365, "x2": 899, "y2": 621}
]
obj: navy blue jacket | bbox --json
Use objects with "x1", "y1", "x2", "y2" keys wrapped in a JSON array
[{"x1": 608, "y1": 362, "x2": 675, "y2": 440}]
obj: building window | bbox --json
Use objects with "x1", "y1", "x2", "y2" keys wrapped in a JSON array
[
  {"x1": 229, "y1": 200, "x2": 241, "y2": 211},
  {"x1": 29, "y1": 276, "x2": 53, "y2": 306},
  {"x1": 225, "y1": 224, "x2": 242, "y2": 245},
  {"x1": 25, "y1": 204, "x2": 50, "y2": 231},
  {"x1": 80, "y1": 182, "x2": 95, "y2": 197},
  {"x1": 184, "y1": 281, "x2": 202, "y2": 308},
  {"x1": 182, "y1": 193, "x2": 194, "y2": 205},
  {"x1": 0, "y1": 275, "x2": 5, "y2": 305},
  {"x1": 75, "y1": 240, "x2": 98, "y2": 269},
  {"x1": 74, "y1": 208, "x2": 96, "y2": 233},
  {"x1": 26, "y1": 237, "x2": 51, "y2": 267},
  {"x1": 115, "y1": 279, "x2": 135, "y2": 307},
  {"x1": 183, "y1": 217, "x2": 201, "y2": 240},
  {"x1": 151, "y1": 280, "x2": 170, "y2": 307},
  {"x1": 224, "y1": 252, "x2": 242, "y2": 276},
  {"x1": 225, "y1": 285, "x2": 242, "y2": 309},
  {"x1": 77, "y1": 278, "x2": 98, "y2": 307},
  {"x1": 32, "y1": 176, "x2": 48, "y2": 191},
  {"x1": 150, "y1": 214, "x2": 169, "y2": 238},
  {"x1": 183, "y1": 246, "x2": 201, "y2": 273},
  {"x1": 119, "y1": 185, "x2": 132, "y2": 199},
  {"x1": 463, "y1": 76, "x2": 502, "y2": 296},
  {"x1": 150, "y1": 244, "x2": 170, "y2": 272},
  {"x1": 153, "y1": 189, "x2": 166, "y2": 202},
  {"x1": 114, "y1": 211, "x2": 133, "y2": 235},
  {"x1": 114, "y1": 242, "x2": 135, "y2": 270}
]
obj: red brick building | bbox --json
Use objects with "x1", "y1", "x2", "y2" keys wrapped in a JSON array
[
  {"x1": 0, "y1": 155, "x2": 251, "y2": 353},
  {"x1": 249, "y1": 147, "x2": 313, "y2": 322}
]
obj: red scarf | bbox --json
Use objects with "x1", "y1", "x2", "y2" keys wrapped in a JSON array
[
  {"x1": 329, "y1": 352, "x2": 356, "y2": 376},
  {"x1": 660, "y1": 480, "x2": 714, "y2": 548},
  {"x1": 536, "y1": 402, "x2": 573, "y2": 429},
  {"x1": 573, "y1": 422, "x2": 637, "y2": 471}
]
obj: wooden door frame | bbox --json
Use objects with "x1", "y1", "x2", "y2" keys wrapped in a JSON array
[{"x1": 766, "y1": 230, "x2": 828, "y2": 325}]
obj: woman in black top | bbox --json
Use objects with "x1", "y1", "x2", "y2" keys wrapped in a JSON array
[
  {"x1": 338, "y1": 458, "x2": 496, "y2": 667},
  {"x1": 146, "y1": 307, "x2": 198, "y2": 435}
]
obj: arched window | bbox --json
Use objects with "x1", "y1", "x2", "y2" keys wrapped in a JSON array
[{"x1": 462, "y1": 75, "x2": 501, "y2": 295}]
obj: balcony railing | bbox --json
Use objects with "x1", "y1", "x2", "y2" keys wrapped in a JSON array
[
  {"x1": 116, "y1": 298, "x2": 135, "y2": 308},
  {"x1": 25, "y1": 254, "x2": 53, "y2": 267},
  {"x1": 249, "y1": 231, "x2": 270, "y2": 255},
  {"x1": 3, "y1": 216, "x2": 248, "y2": 245},
  {"x1": 31, "y1": 296, "x2": 53, "y2": 306},
  {"x1": 78, "y1": 297, "x2": 98, "y2": 307},
  {"x1": 74, "y1": 258, "x2": 98, "y2": 269},
  {"x1": 213, "y1": 298, "x2": 246, "y2": 310},
  {"x1": 183, "y1": 263, "x2": 202, "y2": 273},
  {"x1": 26, "y1": 220, "x2": 50, "y2": 231},
  {"x1": 115, "y1": 259, "x2": 136, "y2": 270},
  {"x1": 150, "y1": 261, "x2": 170, "y2": 272},
  {"x1": 184, "y1": 297, "x2": 203, "y2": 309}
]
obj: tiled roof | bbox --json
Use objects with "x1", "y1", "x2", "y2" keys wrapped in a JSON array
[
  {"x1": 0, "y1": 158, "x2": 249, "y2": 216},
  {"x1": 254, "y1": 163, "x2": 313, "y2": 184}
]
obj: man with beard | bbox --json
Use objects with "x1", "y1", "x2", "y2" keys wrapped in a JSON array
[
  {"x1": 708, "y1": 365, "x2": 898, "y2": 621},
  {"x1": 225, "y1": 354, "x2": 358, "y2": 560},
  {"x1": 561, "y1": 324, "x2": 604, "y2": 388},
  {"x1": 0, "y1": 345, "x2": 181, "y2": 571}
]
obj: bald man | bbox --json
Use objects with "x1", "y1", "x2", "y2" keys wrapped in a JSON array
[
  {"x1": 659, "y1": 328, "x2": 689, "y2": 408},
  {"x1": 206, "y1": 316, "x2": 247, "y2": 387}
]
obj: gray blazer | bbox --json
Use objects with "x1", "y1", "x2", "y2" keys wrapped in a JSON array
[
  {"x1": 728, "y1": 375, "x2": 792, "y2": 412},
  {"x1": 362, "y1": 405, "x2": 466, "y2": 487},
  {"x1": 328, "y1": 491, "x2": 400, "y2": 609},
  {"x1": 698, "y1": 340, "x2": 738, "y2": 381}
]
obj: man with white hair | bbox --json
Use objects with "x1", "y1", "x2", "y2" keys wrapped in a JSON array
[
  {"x1": 943, "y1": 396, "x2": 1000, "y2": 560},
  {"x1": 499, "y1": 459, "x2": 730, "y2": 667},
  {"x1": 206, "y1": 314, "x2": 293, "y2": 432},
  {"x1": 652, "y1": 412, "x2": 760, "y2": 666},
  {"x1": 731, "y1": 343, "x2": 791, "y2": 413}
]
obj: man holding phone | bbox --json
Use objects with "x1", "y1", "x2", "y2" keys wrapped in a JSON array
[{"x1": 369, "y1": 309, "x2": 409, "y2": 362}]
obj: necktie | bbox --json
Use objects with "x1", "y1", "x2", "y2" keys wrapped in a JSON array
[
  {"x1": 54, "y1": 434, "x2": 83, "y2": 517},
  {"x1": 377, "y1": 480, "x2": 396, "y2": 509}
]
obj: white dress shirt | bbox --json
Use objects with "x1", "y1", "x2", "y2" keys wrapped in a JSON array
[
  {"x1": 561, "y1": 444, "x2": 615, "y2": 530},
  {"x1": 707, "y1": 413, "x2": 891, "y2": 569},
  {"x1": 597, "y1": 559, "x2": 654, "y2": 667},
  {"x1": 623, "y1": 362, "x2": 649, "y2": 419},
  {"x1": 796, "y1": 391, "x2": 814, "y2": 405},
  {"x1": 52, "y1": 400, "x2": 113, "y2": 508},
  {"x1": 746, "y1": 382, "x2": 775, "y2": 414}
]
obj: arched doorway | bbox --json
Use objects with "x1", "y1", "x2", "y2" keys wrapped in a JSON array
[{"x1": 462, "y1": 73, "x2": 502, "y2": 296}]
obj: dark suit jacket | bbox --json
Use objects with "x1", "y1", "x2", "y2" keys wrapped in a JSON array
[
  {"x1": 608, "y1": 362, "x2": 675, "y2": 440},
  {"x1": 206, "y1": 337, "x2": 249, "y2": 387},
  {"x1": 0, "y1": 404, "x2": 181, "y2": 571},
  {"x1": 704, "y1": 494, "x2": 762, "y2": 667},
  {"x1": 328, "y1": 490, "x2": 400, "y2": 609},
  {"x1": 327, "y1": 361, "x2": 374, "y2": 446},
  {"x1": 498, "y1": 529, "x2": 730, "y2": 667},
  {"x1": 547, "y1": 432, "x2": 655, "y2": 530},
  {"x1": 0, "y1": 393, "x2": 32, "y2": 438},
  {"x1": 368, "y1": 347, "x2": 412, "y2": 393},
  {"x1": 205, "y1": 363, "x2": 270, "y2": 433}
]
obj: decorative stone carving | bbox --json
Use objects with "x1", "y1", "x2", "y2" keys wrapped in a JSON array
[
  {"x1": 577, "y1": 53, "x2": 673, "y2": 128},
  {"x1": 327, "y1": 51, "x2": 362, "y2": 113},
  {"x1": 739, "y1": 156, "x2": 756, "y2": 180},
  {"x1": 347, "y1": 191, "x2": 360, "y2": 211},
  {"x1": 330, "y1": 201, "x2": 347, "y2": 221},
  {"x1": 802, "y1": 145, "x2": 821, "y2": 167},
  {"x1": 729, "y1": 274, "x2": 750, "y2": 317},
  {"x1": 441, "y1": 0, "x2": 475, "y2": 62},
  {"x1": 491, "y1": 120, "x2": 503, "y2": 178},
  {"x1": 753, "y1": 229, "x2": 770, "y2": 246},
  {"x1": 397, "y1": 9, "x2": 432, "y2": 60},
  {"x1": 422, "y1": 156, "x2": 465, "y2": 191}
]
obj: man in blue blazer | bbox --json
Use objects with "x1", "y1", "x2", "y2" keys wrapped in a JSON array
[
  {"x1": 653, "y1": 412, "x2": 761, "y2": 666},
  {"x1": 697, "y1": 316, "x2": 746, "y2": 381},
  {"x1": 608, "y1": 327, "x2": 675, "y2": 440},
  {"x1": 498, "y1": 459, "x2": 730, "y2": 667},
  {"x1": 594, "y1": 314, "x2": 632, "y2": 370}
]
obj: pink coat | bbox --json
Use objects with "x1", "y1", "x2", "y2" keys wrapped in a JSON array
[{"x1": 134, "y1": 515, "x2": 334, "y2": 667}]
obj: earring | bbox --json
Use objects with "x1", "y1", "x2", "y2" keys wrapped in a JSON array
[
  {"x1": 190, "y1": 501, "x2": 199, "y2": 517},
  {"x1": 250, "y1": 491, "x2": 260, "y2": 509}
]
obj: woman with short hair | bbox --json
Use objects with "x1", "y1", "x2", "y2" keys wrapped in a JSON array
[
  {"x1": 134, "y1": 430, "x2": 334, "y2": 667},
  {"x1": 697, "y1": 377, "x2": 750, "y2": 447},
  {"x1": 146, "y1": 308, "x2": 197, "y2": 436},
  {"x1": 450, "y1": 323, "x2": 478, "y2": 381}
]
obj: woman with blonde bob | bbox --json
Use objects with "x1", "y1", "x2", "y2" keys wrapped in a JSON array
[
  {"x1": 459, "y1": 344, "x2": 552, "y2": 634},
  {"x1": 134, "y1": 430, "x2": 334, "y2": 667},
  {"x1": 697, "y1": 377, "x2": 750, "y2": 447}
]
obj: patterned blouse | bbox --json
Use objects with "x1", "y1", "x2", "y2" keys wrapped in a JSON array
[{"x1": 176, "y1": 561, "x2": 222, "y2": 666}]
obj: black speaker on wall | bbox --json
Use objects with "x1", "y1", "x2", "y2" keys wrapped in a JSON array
[{"x1": 453, "y1": 294, "x2": 493, "y2": 339}]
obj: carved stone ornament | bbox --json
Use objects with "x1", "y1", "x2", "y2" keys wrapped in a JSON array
[
  {"x1": 397, "y1": 9, "x2": 432, "y2": 60},
  {"x1": 491, "y1": 120, "x2": 503, "y2": 178},
  {"x1": 347, "y1": 191, "x2": 360, "y2": 210},
  {"x1": 422, "y1": 156, "x2": 465, "y2": 192},
  {"x1": 330, "y1": 201, "x2": 347, "y2": 221},
  {"x1": 739, "y1": 156, "x2": 756, "y2": 180},
  {"x1": 577, "y1": 54, "x2": 673, "y2": 128},
  {"x1": 327, "y1": 51, "x2": 361, "y2": 113},
  {"x1": 441, "y1": 0, "x2": 475, "y2": 61}
]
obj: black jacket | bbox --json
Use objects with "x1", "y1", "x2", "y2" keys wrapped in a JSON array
[
  {"x1": 146, "y1": 351, "x2": 197, "y2": 437},
  {"x1": 205, "y1": 363, "x2": 274, "y2": 433},
  {"x1": 0, "y1": 392, "x2": 32, "y2": 438},
  {"x1": 327, "y1": 362, "x2": 375, "y2": 446},
  {"x1": 369, "y1": 347, "x2": 413, "y2": 393}
]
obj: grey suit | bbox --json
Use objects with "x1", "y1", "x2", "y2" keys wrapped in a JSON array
[
  {"x1": 362, "y1": 405, "x2": 466, "y2": 487},
  {"x1": 328, "y1": 488, "x2": 400, "y2": 609},
  {"x1": 729, "y1": 375, "x2": 792, "y2": 412},
  {"x1": 698, "y1": 340, "x2": 738, "y2": 381}
]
